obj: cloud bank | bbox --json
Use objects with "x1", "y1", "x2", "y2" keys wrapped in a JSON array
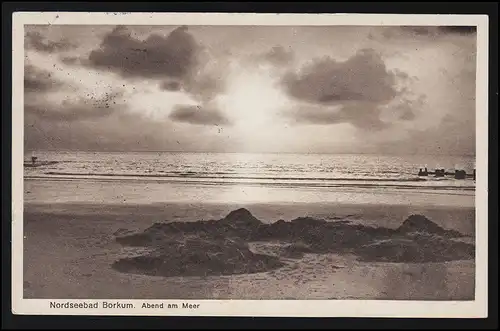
[
  {"x1": 169, "y1": 105, "x2": 230, "y2": 126},
  {"x1": 24, "y1": 65, "x2": 63, "y2": 93},
  {"x1": 23, "y1": 25, "x2": 477, "y2": 155},
  {"x1": 25, "y1": 31, "x2": 76, "y2": 53},
  {"x1": 281, "y1": 48, "x2": 416, "y2": 130}
]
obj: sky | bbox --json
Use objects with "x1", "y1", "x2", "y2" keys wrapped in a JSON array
[{"x1": 23, "y1": 25, "x2": 477, "y2": 155}]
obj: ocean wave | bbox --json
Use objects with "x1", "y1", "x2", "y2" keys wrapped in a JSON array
[
  {"x1": 39, "y1": 171, "x2": 432, "y2": 182},
  {"x1": 24, "y1": 174, "x2": 475, "y2": 193}
]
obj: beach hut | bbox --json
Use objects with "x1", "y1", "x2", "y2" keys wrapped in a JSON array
[
  {"x1": 435, "y1": 168, "x2": 445, "y2": 178},
  {"x1": 418, "y1": 167, "x2": 429, "y2": 176},
  {"x1": 454, "y1": 170, "x2": 466, "y2": 179}
]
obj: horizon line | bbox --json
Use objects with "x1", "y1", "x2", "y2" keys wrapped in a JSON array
[{"x1": 23, "y1": 149, "x2": 476, "y2": 158}]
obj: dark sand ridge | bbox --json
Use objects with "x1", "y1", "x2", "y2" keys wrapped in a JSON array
[{"x1": 112, "y1": 208, "x2": 475, "y2": 278}]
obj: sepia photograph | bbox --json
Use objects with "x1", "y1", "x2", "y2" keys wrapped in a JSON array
[{"x1": 11, "y1": 12, "x2": 489, "y2": 317}]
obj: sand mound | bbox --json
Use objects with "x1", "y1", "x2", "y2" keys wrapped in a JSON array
[
  {"x1": 115, "y1": 221, "x2": 219, "y2": 246},
  {"x1": 291, "y1": 217, "x2": 328, "y2": 225},
  {"x1": 116, "y1": 208, "x2": 265, "y2": 247},
  {"x1": 113, "y1": 209, "x2": 475, "y2": 277},
  {"x1": 397, "y1": 214, "x2": 464, "y2": 237},
  {"x1": 357, "y1": 233, "x2": 475, "y2": 263},
  {"x1": 112, "y1": 238, "x2": 284, "y2": 277},
  {"x1": 280, "y1": 242, "x2": 314, "y2": 259},
  {"x1": 221, "y1": 208, "x2": 262, "y2": 227}
]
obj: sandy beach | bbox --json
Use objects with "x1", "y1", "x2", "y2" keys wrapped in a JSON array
[{"x1": 23, "y1": 179, "x2": 475, "y2": 300}]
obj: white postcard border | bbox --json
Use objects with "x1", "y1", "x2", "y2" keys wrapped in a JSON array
[{"x1": 11, "y1": 12, "x2": 489, "y2": 318}]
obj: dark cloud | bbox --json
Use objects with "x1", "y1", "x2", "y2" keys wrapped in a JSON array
[
  {"x1": 159, "y1": 47, "x2": 228, "y2": 102},
  {"x1": 438, "y1": 26, "x2": 477, "y2": 35},
  {"x1": 160, "y1": 80, "x2": 182, "y2": 92},
  {"x1": 181, "y1": 73, "x2": 223, "y2": 102},
  {"x1": 159, "y1": 71, "x2": 223, "y2": 102},
  {"x1": 289, "y1": 103, "x2": 389, "y2": 130},
  {"x1": 386, "y1": 94, "x2": 426, "y2": 122},
  {"x1": 258, "y1": 46, "x2": 294, "y2": 66},
  {"x1": 87, "y1": 26, "x2": 200, "y2": 80},
  {"x1": 169, "y1": 105, "x2": 230, "y2": 126},
  {"x1": 399, "y1": 26, "x2": 437, "y2": 36},
  {"x1": 84, "y1": 25, "x2": 226, "y2": 102},
  {"x1": 156, "y1": 73, "x2": 224, "y2": 105},
  {"x1": 60, "y1": 56, "x2": 81, "y2": 66},
  {"x1": 24, "y1": 65, "x2": 63, "y2": 93},
  {"x1": 288, "y1": 105, "x2": 339, "y2": 124},
  {"x1": 282, "y1": 48, "x2": 409, "y2": 130},
  {"x1": 383, "y1": 26, "x2": 477, "y2": 39},
  {"x1": 283, "y1": 49, "x2": 398, "y2": 105},
  {"x1": 25, "y1": 31, "x2": 76, "y2": 53},
  {"x1": 289, "y1": 94, "x2": 422, "y2": 130}
]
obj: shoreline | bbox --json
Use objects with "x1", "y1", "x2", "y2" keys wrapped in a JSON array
[{"x1": 23, "y1": 177, "x2": 475, "y2": 209}]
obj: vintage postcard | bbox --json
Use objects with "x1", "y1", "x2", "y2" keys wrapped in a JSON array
[{"x1": 12, "y1": 12, "x2": 489, "y2": 317}]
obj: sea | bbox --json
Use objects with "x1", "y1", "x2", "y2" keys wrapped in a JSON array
[{"x1": 23, "y1": 151, "x2": 476, "y2": 206}]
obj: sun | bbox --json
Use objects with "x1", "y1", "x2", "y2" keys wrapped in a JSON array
[{"x1": 216, "y1": 64, "x2": 291, "y2": 138}]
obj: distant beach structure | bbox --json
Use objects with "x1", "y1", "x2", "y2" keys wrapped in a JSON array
[
  {"x1": 435, "y1": 169, "x2": 445, "y2": 178},
  {"x1": 455, "y1": 170, "x2": 466, "y2": 180},
  {"x1": 417, "y1": 167, "x2": 475, "y2": 180},
  {"x1": 24, "y1": 155, "x2": 59, "y2": 168},
  {"x1": 418, "y1": 168, "x2": 429, "y2": 176}
]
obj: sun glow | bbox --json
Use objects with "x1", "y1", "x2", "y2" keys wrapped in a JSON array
[{"x1": 215, "y1": 64, "x2": 292, "y2": 150}]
